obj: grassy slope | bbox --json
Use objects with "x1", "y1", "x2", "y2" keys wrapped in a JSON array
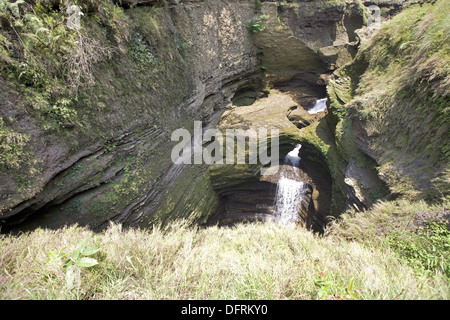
[{"x1": 1, "y1": 204, "x2": 448, "y2": 300}]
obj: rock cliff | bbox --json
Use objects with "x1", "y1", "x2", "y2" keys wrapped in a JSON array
[{"x1": 1, "y1": 0, "x2": 444, "y2": 231}]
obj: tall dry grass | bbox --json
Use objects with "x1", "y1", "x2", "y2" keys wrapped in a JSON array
[{"x1": 1, "y1": 216, "x2": 448, "y2": 300}]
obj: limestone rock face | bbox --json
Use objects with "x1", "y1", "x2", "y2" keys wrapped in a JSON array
[
  {"x1": 0, "y1": 0, "x2": 261, "y2": 230},
  {"x1": 344, "y1": 158, "x2": 385, "y2": 211},
  {"x1": 0, "y1": 0, "x2": 397, "y2": 231},
  {"x1": 323, "y1": 0, "x2": 449, "y2": 206},
  {"x1": 252, "y1": 0, "x2": 367, "y2": 83},
  {"x1": 252, "y1": 2, "x2": 324, "y2": 83}
]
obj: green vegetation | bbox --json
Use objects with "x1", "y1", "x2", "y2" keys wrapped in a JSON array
[
  {"x1": 314, "y1": 273, "x2": 362, "y2": 300},
  {"x1": 247, "y1": 15, "x2": 268, "y2": 33},
  {"x1": 328, "y1": 198, "x2": 450, "y2": 278},
  {"x1": 128, "y1": 31, "x2": 160, "y2": 71},
  {"x1": 44, "y1": 98, "x2": 78, "y2": 126},
  {"x1": 46, "y1": 235, "x2": 100, "y2": 290},
  {"x1": 176, "y1": 38, "x2": 188, "y2": 55},
  {"x1": 0, "y1": 116, "x2": 30, "y2": 170},
  {"x1": 388, "y1": 222, "x2": 450, "y2": 277},
  {"x1": 1, "y1": 197, "x2": 448, "y2": 300},
  {"x1": 327, "y1": 0, "x2": 450, "y2": 200},
  {"x1": 254, "y1": 0, "x2": 262, "y2": 14},
  {"x1": 0, "y1": 0, "x2": 115, "y2": 95}
]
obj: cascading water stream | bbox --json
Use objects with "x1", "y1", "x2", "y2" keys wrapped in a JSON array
[
  {"x1": 275, "y1": 144, "x2": 305, "y2": 225},
  {"x1": 274, "y1": 98, "x2": 327, "y2": 227},
  {"x1": 285, "y1": 144, "x2": 302, "y2": 166},
  {"x1": 307, "y1": 98, "x2": 327, "y2": 114}
]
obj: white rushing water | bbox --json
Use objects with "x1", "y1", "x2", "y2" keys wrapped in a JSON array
[
  {"x1": 275, "y1": 178, "x2": 304, "y2": 225},
  {"x1": 275, "y1": 144, "x2": 305, "y2": 225},
  {"x1": 307, "y1": 98, "x2": 328, "y2": 114},
  {"x1": 284, "y1": 144, "x2": 302, "y2": 167}
]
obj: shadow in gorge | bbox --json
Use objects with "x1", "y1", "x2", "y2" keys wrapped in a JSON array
[
  {"x1": 274, "y1": 72, "x2": 328, "y2": 109},
  {"x1": 297, "y1": 146, "x2": 332, "y2": 228}
]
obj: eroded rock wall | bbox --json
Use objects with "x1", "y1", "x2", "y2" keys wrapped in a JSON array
[
  {"x1": 1, "y1": 0, "x2": 425, "y2": 231},
  {"x1": 0, "y1": 0, "x2": 262, "y2": 230}
]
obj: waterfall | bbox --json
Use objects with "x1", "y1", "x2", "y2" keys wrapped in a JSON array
[
  {"x1": 284, "y1": 144, "x2": 301, "y2": 166},
  {"x1": 275, "y1": 144, "x2": 305, "y2": 225},
  {"x1": 307, "y1": 98, "x2": 327, "y2": 114},
  {"x1": 273, "y1": 97, "x2": 327, "y2": 224},
  {"x1": 275, "y1": 178, "x2": 304, "y2": 225}
]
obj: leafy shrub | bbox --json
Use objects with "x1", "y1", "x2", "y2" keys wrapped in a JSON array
[
  {"x1": 46, "y1": 235, "x2": 100, "y2": 290},
  {"x1": 0, "y1": 0, "x2": 114, "y2": 96},
  {"x1": 314, "y1": 271, "x2": 363, "y2": 300},
  {"x1": 176, "y1": 38, "x2": 188, "y2": 55},
  {"x1": 247, "y1": 15, "x2": 269, "y2": 33},
  {"x1": 129, "y1": 31, "x2": 159, "y2": 70},
  {"x1": 44, "y1": 98, "x2": 78, "y2": 126},
  {"x1": 0, "y1": 116, "x2": 30, "y2": 170},
  {"x1": 254, "y1": 0, "x2": 262, "y2": 13},
  {"x1": 388, "y1": 221, "x2": 450, "y2": 277}
]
